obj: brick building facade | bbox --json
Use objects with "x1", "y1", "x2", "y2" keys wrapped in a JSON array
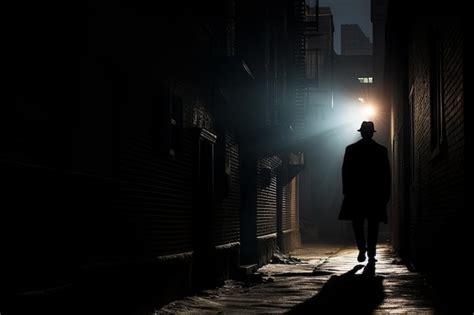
[
  {"x1": 1, "y1": 0, "x2": 307, "y2": 309},
  {"x1": 385, "y1": 1, "x2": 470, "y2": 311}
]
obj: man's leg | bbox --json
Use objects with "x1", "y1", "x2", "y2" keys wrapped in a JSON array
[
  {"x1": 367, "y1": 219, "x2": 379, "y2": 261},
  {"x1": 352, "y1": 219, "x2": 366, "y2": 261}
]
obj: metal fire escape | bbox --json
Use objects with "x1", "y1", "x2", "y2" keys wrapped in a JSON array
[{"x1": 291, "y1": 0, "x2": 320, "y2": 142}]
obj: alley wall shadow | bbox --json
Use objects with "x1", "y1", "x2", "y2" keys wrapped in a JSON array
[{"x1": 288, "y1": 264, "x2": 384, "y2": 314}]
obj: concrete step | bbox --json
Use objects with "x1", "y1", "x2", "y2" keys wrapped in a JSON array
[{"x1": 239, "y1": 264, "x2": 258, "y2": 277}]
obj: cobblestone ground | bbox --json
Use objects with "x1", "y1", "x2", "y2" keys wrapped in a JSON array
[{"x1": 156, "y1": 244, "x2": 437, "y2": 314}]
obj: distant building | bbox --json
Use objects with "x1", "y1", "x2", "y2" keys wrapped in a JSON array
[
  {"x1": 298, "y1": 6, "x2": 337, "y2": 242},
  {"x1": 341, "y1": 24, "x2": 372, "y2": 56},
  {"x1": 301, "y1": 6, "x2": 335, "y2": 130},
  {"x1": 334, "y1": 54, "x2": 373, "y2": 104},
  {"x1": 371, "y1": 0, "x2": 388, "y2": 111}
]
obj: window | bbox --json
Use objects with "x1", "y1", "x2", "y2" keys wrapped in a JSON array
[
  {"x1": 305, "y1": 49, "x2": 320, "y2": 80},
  {"x1": 304, "y1": 94, "x2": 327, "y2": 122},
  {"x1": 358, "y1": 77, "x2": 373, "y2": 84},
  {"x1": 153, "y1": 85, "x2": 183, "y2": 158},
  {"x1": 305, "y1": 0, "x2": 317, "y2": 16},
  {"x1": 170, "y1": 93, "x2": 183, "y2": 157}
]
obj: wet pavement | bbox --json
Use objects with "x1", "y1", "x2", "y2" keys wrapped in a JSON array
[{"x1": 156, "y1": 244, "x2": 437, "y2": 314}]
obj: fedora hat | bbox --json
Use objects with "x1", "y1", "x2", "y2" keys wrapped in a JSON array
[{"x1": 357, "y1": 121, "x2": 376, "y2": 132}]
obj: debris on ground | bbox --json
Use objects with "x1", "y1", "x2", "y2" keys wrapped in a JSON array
[{"x1": 271, "y1": 249, "x2": 303, "y2": 264}]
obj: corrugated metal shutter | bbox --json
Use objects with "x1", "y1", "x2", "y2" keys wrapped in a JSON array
[
  {"x1": 289, "y1": 177, "x2": 298, "y2": 230},
  {"x1": 282, "y1": 181, "x2": 292, "y2": 231},
  {"x1": 256, "y1": 155, "x2": 281, "y2": 237},
  {"x1": 282, "y1": 175, "x2": 298, "y2": 231},
  {"x1": 215, "y1": 131, "x2": 241, "y2": 245}
]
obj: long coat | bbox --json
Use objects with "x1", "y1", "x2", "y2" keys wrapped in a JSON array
[{"x1": 338, "y1": 138, "x2": 391, "y2": 223}]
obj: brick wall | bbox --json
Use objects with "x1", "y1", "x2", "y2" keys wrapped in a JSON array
[
  {"x1": 409, "y1": 21, "x2": 465, "y2": 266},
  {"x1": 118, "y1": 132, "x2": 194, "y2": 257},
  {"x1": 387, "y1": 10, "x2": 469, "y2": 311},
  {"x1": 1, "y1": 0, "x2": 234, "y2": 295},
  {"x1": 385, "y1": 14, "x2": 410, "y2": 256},
  {"x1": 90, "y1": 46, "x2": 215, "y2": 260}
]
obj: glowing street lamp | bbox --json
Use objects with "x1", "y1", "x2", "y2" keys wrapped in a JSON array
[{"x1": 363, "y1": 105, "x2": 376, "y2": 118}]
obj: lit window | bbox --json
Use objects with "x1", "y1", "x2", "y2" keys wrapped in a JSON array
[{"x1": 358, "y1": 77, "x2": 373, "y2": 84}]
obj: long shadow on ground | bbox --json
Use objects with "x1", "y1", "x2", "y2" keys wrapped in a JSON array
[{"x1": 288, "y1": 263, "x2": 384, "y2": 314}]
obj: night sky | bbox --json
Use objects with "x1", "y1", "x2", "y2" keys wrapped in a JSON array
[{"x1": 310, "y1": 0, "x2": 372, "y2": 54}]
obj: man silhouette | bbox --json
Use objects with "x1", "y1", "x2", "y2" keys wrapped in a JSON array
[{"x1": 339, "y1": 121, "x2": 391, "y2": 263}]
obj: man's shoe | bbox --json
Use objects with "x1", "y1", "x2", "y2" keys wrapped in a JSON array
[
  {"x1": 368, "y1": 256, "x2": 377, "y2": 263},
  {"x1": 357, "y1": 250, "x2": 366, "y2": 262}
]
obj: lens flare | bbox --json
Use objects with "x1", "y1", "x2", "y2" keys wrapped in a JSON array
[{"x1": 363, "y1": 105, "x2": 376, "y2": 118}]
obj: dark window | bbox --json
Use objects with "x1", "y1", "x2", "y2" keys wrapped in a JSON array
[
  {"x1": 153, "y1": 85, "x2": 183, "y2": 158},
  {"x1": 305, "y1": 49, "x2": 320, "y2": 80},
  {"x1": 305, "y1": 0, "x2": 317, "y2": 16},
  {"x1": 170, "y1": 93, "x2": 183, "y2": 157},
  {"x1": 215, "y1": 131, "x2": 233, "y2": 200}
]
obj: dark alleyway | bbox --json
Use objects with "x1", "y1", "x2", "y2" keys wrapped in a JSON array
[
  {"x1": 2, "y1": 0, "x2": 471, "y2": 313},
  {"x1": 156, "y1": 244, "x2": 436, "y2": 314}
]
